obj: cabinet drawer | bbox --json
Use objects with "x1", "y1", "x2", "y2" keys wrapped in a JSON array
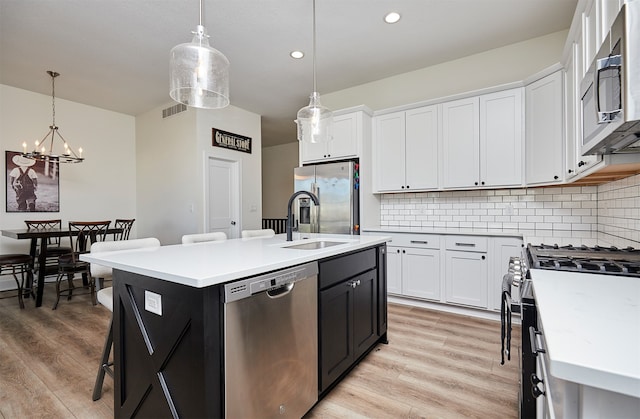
[
  {"x1": 319, "y1": 248, "x2": 377, "y2": 289},
  {"x1": 386, "y1": 233, "x2": 440, "y2": 249},
  {"x1": 445, "y1": 236, "x2": 488, "y2": 252}
]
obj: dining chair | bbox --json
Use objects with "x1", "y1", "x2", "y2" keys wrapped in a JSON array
[
  {"x1": 241, "y1": 229, "x2": 276, "y2": 238},
  {"x1": 181, "y1": 232, "x2": 227, "y2": 244},
  {"x1": 0, "y1": 254, "x2": 33, "y2": 309},
  {"x1": 25, "y1": 219, "x2": 72, "y2": 277},
  {"x1": 90, "y1": 237, "x2": 160, "y2": 401},
  {"x1": 53, "y1": 221, "x2": 111, "y2": 310},
  {"x1": 113, "y1": 219, "x2": 135, "y2": 240}
]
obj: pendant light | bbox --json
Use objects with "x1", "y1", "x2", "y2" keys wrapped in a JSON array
[
  {"x1": 297, "y1": 0, "x2": 333, "y2": 144},
  {"x1": 170, "y1": 0, "x2": 230, "y2": 109},
  {"x1": 21, "y1": 71, "x2": 84, "y2": 164}
]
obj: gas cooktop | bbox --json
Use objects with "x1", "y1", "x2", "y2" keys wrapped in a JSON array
[{"x1": 526, "y1": 243, "x2": 640, "y2": 277}]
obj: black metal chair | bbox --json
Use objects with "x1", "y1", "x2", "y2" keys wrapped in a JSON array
[
  {"x1": 25, "y1": 219, "x2": 72, "y2": 278},
  {"x1": 113, "y1": 219, "x2": 135, "y2": 241},
  {"x1": 53, "y1": 221, "x2": 110, "y2": 310},
  {"x1": 0, "y1": 254, "x2": 32, "y2": 309}
]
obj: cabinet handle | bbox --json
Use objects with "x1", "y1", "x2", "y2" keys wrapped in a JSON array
[
  {"x1": 481, "y1": 255, "x2": 486, "y2": 260},
  {"x1": 474, "y1": 181, "x2": 478, "y2": 186},
  {"x1": 346, "y1": 279, "x2": 361, "y2": 288},
  {"x1": 454, "y1": 242, "x2": 476, "y2": 247},
  {"x1": 578, "y1": 160, "x2": 586, "y2": 167},
  {"x1": 568, "y1": 169, "x2": 574, "y2": 174},
  {"x1": 481, "y1": 181, "x2": 485, "y2": 185},
  {"x1": 554, "y1": 175, "x2": 559, "y2": 180},
  {"x1": 410, "y1": 240, "x2": 429, "y2": 245},
  {"x1": 402, "y1": 250, "x2": 406, "y2": 253},
  {"x1": 396, "y1": 249, "x2": 401, "y2": 253},
  {"x1": 406, "y1": 185, "x2": 410, "y2": 189},
  {"x1": 401, "y1": 185, "x2": 405, "y2": 189}
]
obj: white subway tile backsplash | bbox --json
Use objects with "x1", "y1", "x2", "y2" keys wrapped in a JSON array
[{"x1": 379, "y1": 176, "x2": 640, "y2": 239}]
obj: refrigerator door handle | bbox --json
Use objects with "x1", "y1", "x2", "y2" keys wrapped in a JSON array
[{"x1": 312, "y1": 183, "x2": 320, "y2": 233}]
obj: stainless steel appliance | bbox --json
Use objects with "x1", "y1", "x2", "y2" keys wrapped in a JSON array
[
  {"x1": 581, "y1": 2, "x2": 640, "y2": 155},
  {"x1": 293, "y1": 161, "x2": 360, "y2": 234},
  {"x1": 501, "y1": 243, "x2": 640, "y2": 418},
  {"x1": 223, "y1": 262, "x2": 318, "y2": 418}
]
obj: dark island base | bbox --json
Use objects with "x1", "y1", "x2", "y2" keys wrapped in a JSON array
[{"x1": 112, "y1": 244, "x2": 387, "y2": 418}]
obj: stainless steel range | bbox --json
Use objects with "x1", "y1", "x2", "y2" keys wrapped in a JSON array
[{"x1": 500, "y1": 243, "x2": 640, "y2": 418}]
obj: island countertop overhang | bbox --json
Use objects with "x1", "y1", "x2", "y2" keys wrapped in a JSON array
[{"x1": 80, "y1": 233, "x2": 390, "y2": 288}]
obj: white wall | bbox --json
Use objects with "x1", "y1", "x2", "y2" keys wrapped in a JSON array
[
  {"x1": 136, "y1": 102, "x2": 262, "y2": 244},
  {"x1": 261, "y1": 142, "x2": 298, "y2": 219},
  {"x1": 321, "y1": 30, "x2": 568, "y2": 112},
  {"x1": 0, "y1": 84, "x2": 136, "y2": 255}
]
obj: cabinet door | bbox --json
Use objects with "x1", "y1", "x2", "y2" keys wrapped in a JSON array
[
  {"x1": 386, "y1": 246, "x2": 403, "y2": 294},
  {"x1": 445, "y1": 250, "x2": 488, "y2": 308},
  {"x1": 352, "y1": 270, "x2": 378, "y2": 359},
  {"x1": 490, "y1": 237, "x2": 523, "y2": 311},
  {"x1": 374, "y1": 112, "x2": 406, "y2": 191},
  {"x1": 330, "y1": 113, "x2": 359, "y2": 159},
  {"x1": 441, "y1": 97, "x2": 480, "y2": 188},
  {"x1": 405, "y1": 105, "x2": 439, "y2": 190},
  {"x1": 525, "y1": 71, "x2": 564, "y2": 185},
  {"x1": 403, "y1": 247, "x2": 440, "y2": 301},
  {"x1": 319, "y1": 281, "x2": 353, "y2": 392},
  {"x1": 480, "y1": 88, "x2": 523, "y2": 187},
  {"x1": 300, "y1": 137, "x2": 328, "y2": 163}
]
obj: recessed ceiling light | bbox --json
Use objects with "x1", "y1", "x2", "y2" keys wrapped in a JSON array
[
  {"x1": 290, "y1": 50, "x2": 304, "y2": 59},
  {"x1": 384, "y1": 12, "x2": 401, "y2": 24}
]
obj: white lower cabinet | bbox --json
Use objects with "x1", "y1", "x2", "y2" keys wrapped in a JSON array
[
  {"x1": 386, "y1": 235, "x2": 441, "y2": 301},
  {"x1": 379, "y1": 231, "x2": 523, "y2": 312},
  {"x1": 490, "y1": 237, "x2": 523, "y2": 311},
  {"x1": 444, "y1": 236, "x2": 488, "y2": 308}
]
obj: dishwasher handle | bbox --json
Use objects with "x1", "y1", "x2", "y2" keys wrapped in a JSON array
[{"x1": 267, "y1": 282, "x2": 295, "y2": 298}]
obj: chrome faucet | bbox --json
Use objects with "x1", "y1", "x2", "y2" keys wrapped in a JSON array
[{"x1": 286, "y1": 191, "x2": 319, "y2": 241}]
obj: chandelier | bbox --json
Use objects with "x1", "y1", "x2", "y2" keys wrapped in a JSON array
[
  {"x1": 296, "y1": 0, "x2": 333, "y2": 144},
  {"x1": 169, "y1": 0, "x2": 230, "y2": 109},
  {"x1": 21, "y1": 71, "x2": 84, "y2": 164}
]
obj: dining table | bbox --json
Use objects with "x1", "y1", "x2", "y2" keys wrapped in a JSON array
[{"x1": 1, "y1": 226, "x2": 123, "y2": 307}]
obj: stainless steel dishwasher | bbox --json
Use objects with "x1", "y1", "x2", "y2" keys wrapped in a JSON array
[{"x1": 223, "y1": 261, "x2": 318, "y2": 418}]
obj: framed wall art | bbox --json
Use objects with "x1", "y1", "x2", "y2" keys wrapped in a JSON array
[{"x1": 5, "y1": 151, "x2": 60, "y2": 212}]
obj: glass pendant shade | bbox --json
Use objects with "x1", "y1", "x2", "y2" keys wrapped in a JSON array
[
  {"x1": 297, "y1": 92, "x2": 333, "y2": 143},
  {"x1": 170, "y1": 25, "x2": 230, "y2": 109}
]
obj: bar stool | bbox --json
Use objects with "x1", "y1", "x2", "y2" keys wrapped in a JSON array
[
  {"x1": 241, "y1": 229, "x2": 275, "y2": 238},
  {"x1": 92, "y1": 287, "x2": 113, "y2": 401},
  {"x1": 90, "y1": 237, "x2": 160, "y2": 401},
  {"x1": 0, "y1": 254, "x2": 33, "y2": 309},
  {"x1": 181, "y1": 232, "x2": 227, "y2": 244}
]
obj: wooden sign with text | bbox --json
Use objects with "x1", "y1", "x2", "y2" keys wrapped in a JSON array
[{"x1": 212, "y1": 128, "x2": 252, "y2": 154}]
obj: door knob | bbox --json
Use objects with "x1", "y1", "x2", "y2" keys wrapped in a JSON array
[{"x1": 230, "y1": 221, "x2": 236, "y2": 225}]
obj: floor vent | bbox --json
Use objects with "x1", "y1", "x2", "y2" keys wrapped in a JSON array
[{"x1": 162, "y1": 103, "x2": 187, "y2": 118}]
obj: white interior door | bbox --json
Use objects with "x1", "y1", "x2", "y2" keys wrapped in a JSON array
[{"x1": 207, "y1": 157, "x2": 240, "y2": 238}]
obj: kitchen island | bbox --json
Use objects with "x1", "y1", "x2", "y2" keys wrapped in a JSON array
[{"x1": 81, "y1": 233, "x2": 390, "y2": 418}]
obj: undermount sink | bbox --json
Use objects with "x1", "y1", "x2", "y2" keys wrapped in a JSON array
[{"x1": 281, "y1": 240, "x2": 347, "y2": 250}]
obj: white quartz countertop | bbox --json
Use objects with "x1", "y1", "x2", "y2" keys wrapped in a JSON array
[
  {"x1": 531, "y1": 269, "x2": 640, "y2": 398},
  {"x1": 363, "y1": 227, "x2": 638, "y2": 248},
  {"x1": 80, "y1": 233, "x2": 390, "y2": 288}
]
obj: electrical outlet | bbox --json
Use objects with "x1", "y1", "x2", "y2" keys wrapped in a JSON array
[{"x1": 144, "y1": 290, "x2": 162, "y2": 316}]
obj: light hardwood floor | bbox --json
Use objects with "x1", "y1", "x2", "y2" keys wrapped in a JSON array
[{"x1": 0, "y1": 288, "x2": 520, "y2": 418}]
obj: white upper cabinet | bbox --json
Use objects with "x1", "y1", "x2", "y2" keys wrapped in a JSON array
[
  {"x1": 480, "y1": 89, "x2": 524, "y2": 187},
  {"x1": 525, "y1": 70, "x2": 565, "y2": 185},
  {"x1": 441, "y1": 97, "x2": 480, "y2": 188},
  {"x1": 442, "y1": 88, "x2": 523, "y2": 189},
  {"x1": 300, "y1": 109, "x2": 369, "y2": 164},
  {"x1": 374, "y1": 104, "x2": 439, "y2": 192}
]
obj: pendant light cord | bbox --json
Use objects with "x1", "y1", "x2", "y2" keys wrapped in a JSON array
[
  {"x1": 199, "y1": 0, "x2": 203, "y2": 26},
  {"x1": 50, "y1": 72, "x2": 56, "y2": 126},
  {"x1": 312, "y1": 0, "x2": 317, "y2": 93}
]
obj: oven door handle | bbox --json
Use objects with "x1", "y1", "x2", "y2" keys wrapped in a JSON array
[{"x1": 529, "y1": 326, "x2": 546, "y2": 356}]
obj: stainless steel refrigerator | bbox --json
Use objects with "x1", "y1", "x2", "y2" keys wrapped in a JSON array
[{"x1": 293, "y1": 161, "x2": 360, "y2": 235}]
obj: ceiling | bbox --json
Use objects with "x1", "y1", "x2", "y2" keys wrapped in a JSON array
[{"x1": 0, "y1": 0, "x2": 578, "y2": 148}]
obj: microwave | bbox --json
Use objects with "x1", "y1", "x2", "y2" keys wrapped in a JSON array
[{"x1": 580, "y1": 2, "x2": 640, "y2": 155}]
